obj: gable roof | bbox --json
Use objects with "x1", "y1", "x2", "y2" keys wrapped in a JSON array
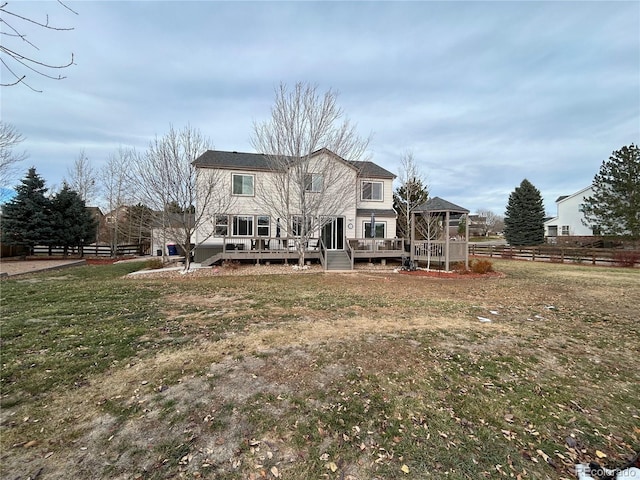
[
  {"x1": 414, "y1": 196, "x2": 469, "y2": 214},
  {"x1": 193, "y1": 149, "x2": 395, "y2": 179},
  {"x1": 555, "y1": 185, "x2": 593, "y2": 204}
]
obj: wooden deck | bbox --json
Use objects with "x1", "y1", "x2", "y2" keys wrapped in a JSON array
[{"x1": 194, "y1": 237, "x2": 471, "y2": 270}]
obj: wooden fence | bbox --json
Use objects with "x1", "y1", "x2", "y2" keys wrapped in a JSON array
[
  {"x1": 469, "y1": 244, "x2": 640, "y2": 267},
  {"x1": 31, "y1": 244, "x2": 146, "y2": 257}
]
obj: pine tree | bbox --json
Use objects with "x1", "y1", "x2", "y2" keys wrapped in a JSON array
[
  {"x1": 51, "y1": 184, "x2": 98, "y2": 255},
  {"x1": 581, "y1": 144, "x2": 640, "y2": 236},
  {"x1": 504, "y1": 179, "x2": 545, "y2": 246},
  {"x1": 1, "y1": 167, "x2": 53, "y2": 255},
  {"x1": 393, "y1": 177, "x2": 429, "y2": 239}
]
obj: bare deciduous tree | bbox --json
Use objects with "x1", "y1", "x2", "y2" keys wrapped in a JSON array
[
  {"x1": 393, "y1": 150, "x2": 429, "y2": 240},
  {"x1": 0, "y1": 121, "x2": 27, "y2": 199},
  {"x1": 101, "y1": 147, "x2": 134, "y2": 255},
  {"x1": 133, "y1": 124, "x2": 232, "y2": 271},
  {"x1": 251, "y1": 82, "x2": 370, "y2": 266},
  {"x1": 0, "y1": 1, "x2": 77, "y2": 91},
  {"x1": 415, "y1": 211, "x2": 443, "y2": 271},
  {"x1": 65, "y1": 150, "x2": 99, "y2": 205},
  {"x1": 476, "y1": 208, "x2": 504, "y2": 236}
]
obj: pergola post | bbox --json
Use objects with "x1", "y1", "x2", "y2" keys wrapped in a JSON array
[
  {"x1": 410, "y1": 211, "x2": 415, "y2": 264},
  {"x1": 445, "y1": 210, "x2": 450, "y2": 271},
  {"x1": 465, "y1": 213, "x2": 469, "y2": 269}
]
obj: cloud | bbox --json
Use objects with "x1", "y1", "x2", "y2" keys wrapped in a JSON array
[{"x1": 1, "y1": 1, "x2": 637, "y2": 217}]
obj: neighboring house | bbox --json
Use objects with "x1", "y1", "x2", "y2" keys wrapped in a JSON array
[
  {"x1": 544, "y1": 185, "x2": 596, "y2": 238},
  {"x1": 86, "y1": 206, "x2": 106, "y2": 244},
  {"x1": 192, "y1": 148, "x2": 398, "y2": 268}
]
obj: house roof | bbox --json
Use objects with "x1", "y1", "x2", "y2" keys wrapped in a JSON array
[
  {"x1": 414, "y1": 197, "x2": 470, "y2": 214},
  {"x1": 555, "y1": 185, "x2": 593, "y2": 204},
  {"x1": 356, "y1": 208, "x2": 397, "y2": 218},
  {"x1": 193, "y1": 149, "x2": 395, "y2": 179}
]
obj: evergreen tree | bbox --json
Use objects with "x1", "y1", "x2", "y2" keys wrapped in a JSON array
[
  {"x1": 504, "y1": 179, "x2": 545, "y2": 246},
  {"x1": 51, "y1": 184, "x2": 98, "y2": 255},
  {"x1": 457, "y1": 215, "x2": 467, "y2": 236},
  {"x1": 581, "y1": 144, "x2": 640, "y2": 236},
  {"x1": 393, "y1": 177, "x2": 429, "y2": 239},
  {"x1": 1, "y1": 167, "x2": 53, "y2": 254}
]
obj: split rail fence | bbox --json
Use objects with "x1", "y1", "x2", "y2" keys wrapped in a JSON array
[{"x1": 469, "y1": 244, "x2": 639, "y2": 267}]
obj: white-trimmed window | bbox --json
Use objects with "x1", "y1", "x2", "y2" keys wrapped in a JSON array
[
  {"x1": 232, "y1": 174, "x2": 254, "y2": 196},
  {"x1": 364, "y1": 222, "x2": 385, "y2": 238},
  {"x1": 561, "y1": 225, "x2": 570, "y2": 236},
  {"x1": 362, "y1": 181, "x2": 383, "y2": 201},
  {"x1": 305, "y1": 173, "x2": 323, "y2": 192},
  {"x1": 257, "y1": 216, "x2": 270, "y2": 236},
  {"x1": 232, "y1": 215, "x2": 254, "y2": 236},
  {"x1": 214, "y1": 215, "x2": 228, "y2": 236}
]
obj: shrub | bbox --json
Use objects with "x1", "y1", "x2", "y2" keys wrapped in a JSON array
[
  {"x1": 451, "y1": 262, "x2": 469, "y2": 274},
  {"x1": 613, "y1": 250, "x2": 640, "y2": 268},
  {"x1": 470, "y1": 259, "x2": 494, "y2": 274},
  {"x1": 144, "y1": 258, "x2": 164, "y2": 270}
]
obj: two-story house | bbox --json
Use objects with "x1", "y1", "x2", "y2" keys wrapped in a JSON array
[
  {"x1": 544, "y1": 185, "x2": 596, "y2": 239},
  {"x1": 191, "y1": 148, "x2": 400, "y2": 269}
]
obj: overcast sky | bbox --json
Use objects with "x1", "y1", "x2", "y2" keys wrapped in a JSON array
[{"x1": 2, "y1": 0, "x2": 639, "y2": 215}]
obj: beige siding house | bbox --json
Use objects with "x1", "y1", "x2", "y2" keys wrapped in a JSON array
[{"x1": 192, "y1": 149, "x2": 399, "y2": 269}]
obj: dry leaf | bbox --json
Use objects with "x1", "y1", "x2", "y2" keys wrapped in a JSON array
[
  {"x1": 595, "y1": 450, "x2": 607, "y2": 459},
  {"x1": 327, "y1": 462, "x2": 338, "y2": 472},
  {"x1": 270, "y1": 465, "x2": 280, "y2": 478},
  {"x1": 401, "y1": 464, "x2": 410, "y2": 473}
]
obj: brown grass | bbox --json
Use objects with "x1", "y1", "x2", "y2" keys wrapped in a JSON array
[{"x1": 1, "y1": 259, "x2": 638, "y2": 479}]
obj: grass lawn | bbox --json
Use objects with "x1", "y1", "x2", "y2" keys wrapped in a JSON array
[{"x1": 1, "y1": 259, "x2": 638, "y2": 479}]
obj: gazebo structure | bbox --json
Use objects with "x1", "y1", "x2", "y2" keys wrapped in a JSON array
[{"x1": 410, "y1": 197, "x2": 470, "y2": 271}]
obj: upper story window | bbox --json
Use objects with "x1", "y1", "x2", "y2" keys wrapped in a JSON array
[
  {"x1": 361, "y1": 181, "x2": 383, "y2": 201},
  {"x1": 232, "y1": 174, "x2": 254, "y2": 196},
  {"x1": 561, "y1": 225, "x2": 570, "y2": 235},
  {"x1": 305, "y1": 174, "x2": 323, "y2": 192}
]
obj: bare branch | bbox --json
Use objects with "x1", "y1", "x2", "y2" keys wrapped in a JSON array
[
  {"x1": 0, "y1": 121, "x2": 28, "y2": 198},
  {"x1": 251, "y1": 82, "x2": 370, "y2": 266},
  {"x1": 0, "y1": 1, "x2": 76, "y2": 90}
]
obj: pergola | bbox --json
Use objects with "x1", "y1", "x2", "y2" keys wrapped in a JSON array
[{"x1": 410, "y1": 197, "x2": 470, "y2": 271}]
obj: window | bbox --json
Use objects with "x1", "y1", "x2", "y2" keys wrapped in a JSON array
[
  {"x1": 214, "y1": 215, "x2": 228, "y2": 236},
  {"x1": 232, "y1": 174, "x2": 254, "y2": 196},
  {"x1": 232, "y1": 215, "x2": 253, "y2": 236},
  {"x1": 364, "y1": 222, "x2": 385, "y2": 238},
  {"x1": 257, "y1": 216, "x2": 270, "y2": 236},
  {"x1": 561, "y1": 225, "x2": 570, "y2": 235},
  {"x1": 305, "y1": 173, "x2": 323, "y2": 192},
  {"x1": 547, "y1": 225, "x2": 558, "y2": 237},
  {"x1": 292, "y1": 216, "x2": 312, "y2": 237},
  {"x1": 362, "y1": 181, "x2": 383, "y2": 201}
]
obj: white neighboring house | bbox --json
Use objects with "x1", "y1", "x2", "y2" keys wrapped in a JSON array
[
  {"x1": 191, "y1": 149, "x2": 397, "y2": 264},
  {"x1": 544, "y1": 185, "x2": 597, "y2": 238}
]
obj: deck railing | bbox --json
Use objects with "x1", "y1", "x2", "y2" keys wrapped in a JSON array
[
  {"x1": 348, "y1": 238, "x2": 404, "y2": 252},
  {"x1": 412, "y1": 240, "x2": 467, "y2": 262}
]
